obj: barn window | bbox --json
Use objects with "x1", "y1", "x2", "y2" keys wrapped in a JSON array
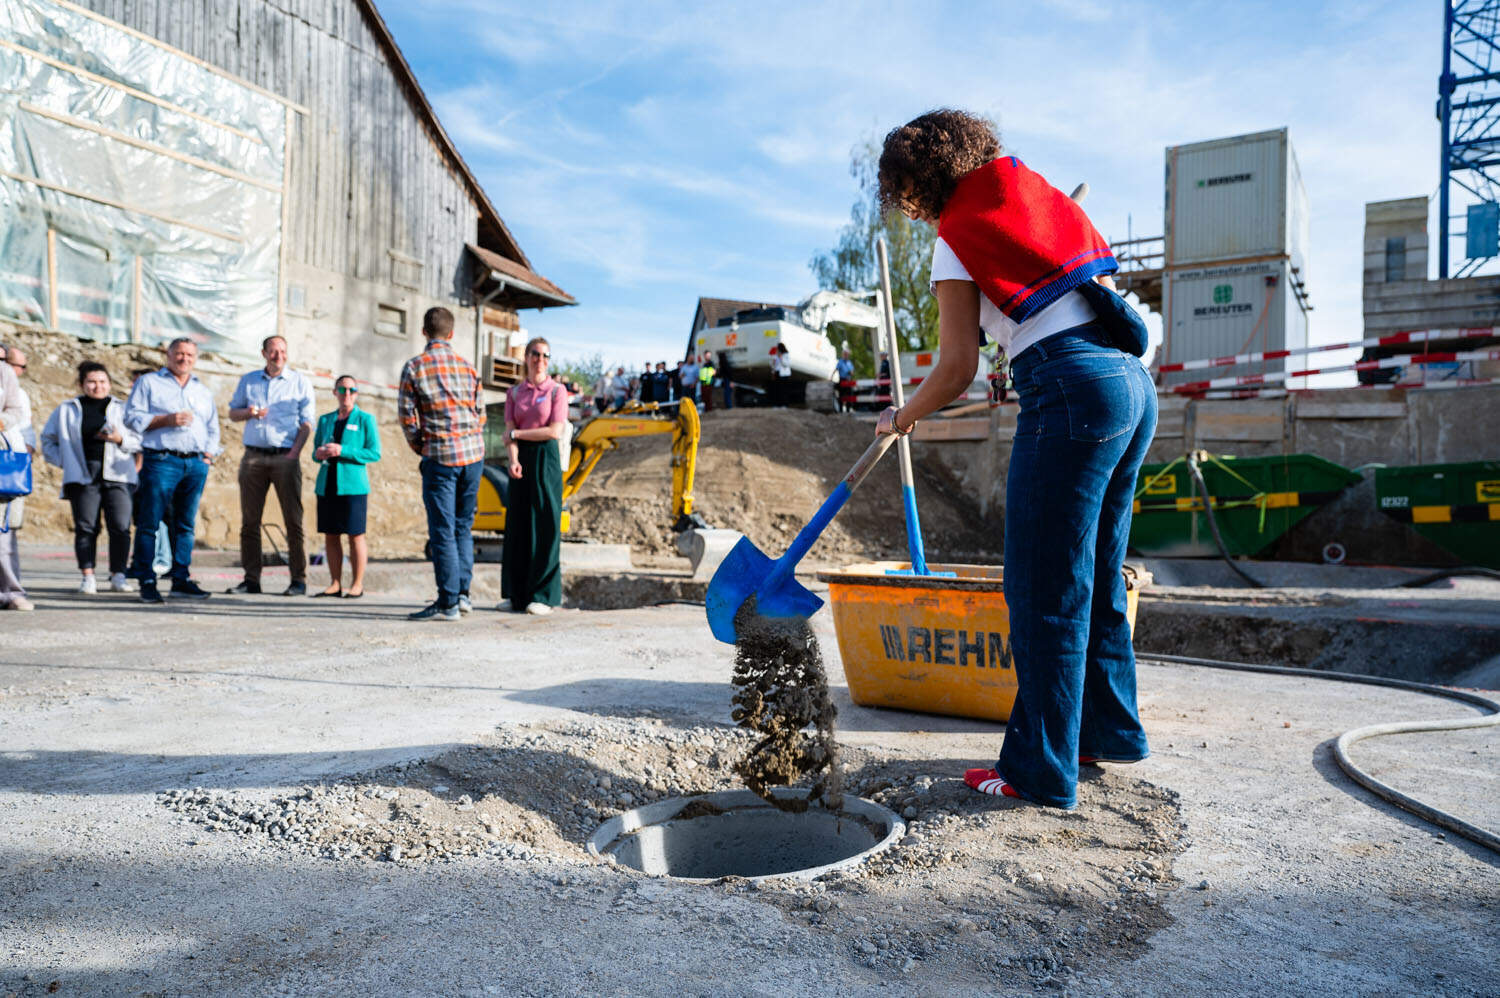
[
  {"x1": 375, "y1": 303, "x2": 406, "y2": 339},
  {"x1": 388, "y1": 249, "x2": 423, "y2": 292}
]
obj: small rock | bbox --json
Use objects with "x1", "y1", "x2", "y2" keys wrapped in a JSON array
[
  {"x1": 900, "y1": 835, "x2": 922, "y2": 847},
  {"x1": 1195, "y1": 879, "x2": 1210, "y2": 891},
  {"x1": 857, "y1": 939, "x2": 878, "y2": 956},
  {"x1": 431, "y1": 785, "x2": 449, "y2": 794},
  {"x1": 598, "y1": 776, "x2": 613, "y2": 790},
  {"x1": 902, "y1": 806, "x2": 918, "y2": 820}
]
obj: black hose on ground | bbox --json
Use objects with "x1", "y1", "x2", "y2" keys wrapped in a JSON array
[
  {"x1": 1184, "y1": 452, "x2": 1265, "y2": 589},
  {"x1": 1137, "y1": 651, "x2": 1500, "y2": 854}
]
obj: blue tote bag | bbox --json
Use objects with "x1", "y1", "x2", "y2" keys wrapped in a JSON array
[{"x1": 0, "y1": 436, "x2": 32, "y2": 533}]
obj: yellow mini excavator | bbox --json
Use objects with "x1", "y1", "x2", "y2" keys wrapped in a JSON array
[{"x1": 473, "y1": 398, "x2": 706, "y2": 550}]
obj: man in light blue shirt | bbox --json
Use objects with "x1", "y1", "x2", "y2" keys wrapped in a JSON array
[
  {"x1": 226, "y1": 334, "x2": 315, "y2": 596},
  {"x1": 124, "y1": 337, "x2": 222, "y2": 603}
]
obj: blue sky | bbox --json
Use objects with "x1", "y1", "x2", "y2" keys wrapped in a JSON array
[{"x1": 381, "y1": 1, "x2": 1438, "y2": 377}]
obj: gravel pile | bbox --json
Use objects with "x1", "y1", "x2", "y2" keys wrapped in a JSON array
[
  {"x1": 158, "y1": 717, "x2": 759, "y2": 866},
  {"x1": 155, "y1": 715, "x2": 1187, "y2": 989},
  {"x1": 157, "y1": 784, "x2": 548, "y2": 864}
]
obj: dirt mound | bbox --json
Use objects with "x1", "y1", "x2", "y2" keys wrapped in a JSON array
[{"x1": 569, "y1": 408, "x2": 1001, "y2": 567}]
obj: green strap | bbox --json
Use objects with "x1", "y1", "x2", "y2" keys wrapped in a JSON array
[
  {"x1": 1200, "y1": 452, "x2": 1271, "y2": 533},
  {"x1": 1135, "y1": 454, "x2": 1186, "y2": 499}
]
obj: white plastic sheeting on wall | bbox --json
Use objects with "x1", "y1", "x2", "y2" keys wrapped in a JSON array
[{"x1": 0, "y1": 0, "x2": 285, "y2": 357}]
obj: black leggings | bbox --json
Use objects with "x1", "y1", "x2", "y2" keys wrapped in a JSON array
[{"x1": 64, "y1": 463, "x2": 133, "y2": 573}]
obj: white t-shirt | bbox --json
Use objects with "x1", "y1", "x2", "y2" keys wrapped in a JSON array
[{"x1": 930, "y1": 236, "x2": 1097, "y2": 358}]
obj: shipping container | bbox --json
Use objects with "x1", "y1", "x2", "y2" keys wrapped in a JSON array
[
  {"x1": 1161, "y1": 258, "x2": 1309, "y2": 387},
  {"x1": 1166, "y1": 128, "x2": 1309, "y2": 274}
]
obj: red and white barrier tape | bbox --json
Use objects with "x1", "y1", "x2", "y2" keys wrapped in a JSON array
[
  {"x1": 1157, "y1": 326, "x2": 1500, "y2": 374},
  {"x1": 1198, "y1": 377, "x2": 1500, "y2": 401},
  {"x1": 1167, "y1": 349, "x2": 1500, "y2": 394}
]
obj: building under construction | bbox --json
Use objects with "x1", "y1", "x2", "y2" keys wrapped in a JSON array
[{"x1": 0, "y1": 0, "x2": 573, "y2": 385}]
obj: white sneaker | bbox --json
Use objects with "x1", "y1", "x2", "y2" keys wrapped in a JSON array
[
  {"x1": 495, "y1": 599, "x2": 513, "y2": 612},
  {"x1": 78, "y1": 574, "x2": 98, "y2": 595},
  {"x1": 110, "y1": 573, "x2": 136, "y2": 593},
  {"x1": 4, "y1": 595, "x2": 34, "y2": 611},
  {"x1": 525, "y1": 602, "x2": 553, "y2": 616}
]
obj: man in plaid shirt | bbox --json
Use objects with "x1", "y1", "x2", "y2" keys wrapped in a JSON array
[{"x1": 399, "y1": 307, "x2": 486, "y2": 620}]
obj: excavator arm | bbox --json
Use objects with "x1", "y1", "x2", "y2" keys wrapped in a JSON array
[{"x1": 565, "y1": 399, "x2": 703, "y2": 530}]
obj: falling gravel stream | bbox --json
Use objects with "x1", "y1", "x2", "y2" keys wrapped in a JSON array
[{"x1": 729, "y1": 600, "x2": 841, "y2": 812}]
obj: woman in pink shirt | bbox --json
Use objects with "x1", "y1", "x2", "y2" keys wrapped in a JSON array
[{"x1": 500, "y1": 337, "x2": 569, "y2": 615}]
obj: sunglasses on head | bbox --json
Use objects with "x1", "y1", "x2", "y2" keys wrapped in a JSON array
[{"x1": 335, "y1": 386, "x2": 358, "y2": 395}]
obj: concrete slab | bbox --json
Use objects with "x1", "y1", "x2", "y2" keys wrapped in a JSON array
[{"x1": 0, "y1": 548, "x2": 1495, "y2": 996}]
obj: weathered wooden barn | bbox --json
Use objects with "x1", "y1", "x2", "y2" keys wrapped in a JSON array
[{"x1": 0, "y1": 0, "x2": 572, "y2": 385}]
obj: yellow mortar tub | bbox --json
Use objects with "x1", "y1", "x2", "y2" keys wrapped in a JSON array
[{"x1": 814, "y1": 562, "x2": 1140, "y2": 723}]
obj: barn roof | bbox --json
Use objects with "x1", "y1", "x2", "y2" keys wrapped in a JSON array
[
  {"x1": 467, "y1": 244, "x2": 576, "y2": 310},
  {"x1": 358, "y1": 0, "x2": 568, "y2": 304}
]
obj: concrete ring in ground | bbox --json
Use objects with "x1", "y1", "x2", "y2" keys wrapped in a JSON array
[{"x1": 588, "y1": 788, "x2": 904, "y2": 882}]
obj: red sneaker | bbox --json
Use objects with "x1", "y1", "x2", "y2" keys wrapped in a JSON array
[{"x1": 964, "y1": 768, "x2": 1022, "y2": 799}]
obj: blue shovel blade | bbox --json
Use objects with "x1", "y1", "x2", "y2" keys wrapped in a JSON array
[{"x1": 705, "y1": 535, "x2": 824, "y2": 644}]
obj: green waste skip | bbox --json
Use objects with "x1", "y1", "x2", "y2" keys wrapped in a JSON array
[
  {"x1": 1375, "y1": 461, "x2": 1500, "y2": 569},
  {"x1": 1128, "y1": 453, "x2": 1362, "y2": 558}
]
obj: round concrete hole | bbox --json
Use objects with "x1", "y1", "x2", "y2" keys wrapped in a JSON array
[{"x1": 587, "y1": 788, "x2": 905, "y2": 882}]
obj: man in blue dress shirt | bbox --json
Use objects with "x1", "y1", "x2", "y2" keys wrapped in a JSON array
[
  {"x1": 124, "y1": 337, "x2": 222, "y2": 603},
  {"x1": 226, "y1": 335, "x2": 315, "y2": 596}
]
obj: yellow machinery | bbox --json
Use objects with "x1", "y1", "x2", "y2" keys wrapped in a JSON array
[{"x1": 474, "y1": 398, "x2": 705, "y2": 539}]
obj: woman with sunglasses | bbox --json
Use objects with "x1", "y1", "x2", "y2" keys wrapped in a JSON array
[
  {"x1": 311, "y1": 375, "x2": 381, "y2": 597},
  {"x1": 500, "y1": 337, "x2": 568, "y2": 616}
]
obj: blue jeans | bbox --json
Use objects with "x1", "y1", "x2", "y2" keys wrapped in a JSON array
[
  {"x1": 130, "y1": 451, "x2": 209, "y2": 583},
  {"x1": 421, "y1": 458, "x2": 481, "y2": 607},
  {"x1": 998, "y1": 324, "x2": 1157, "y2": 808}
]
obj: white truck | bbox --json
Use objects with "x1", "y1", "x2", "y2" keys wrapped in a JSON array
[{"x1": 691, "y1": 290, "x2": 884, "y2": 390}]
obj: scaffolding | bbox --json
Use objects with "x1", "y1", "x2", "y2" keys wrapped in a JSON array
[{"x1": 1439, "y1": 1, "x2": 1500, "y2": 277}]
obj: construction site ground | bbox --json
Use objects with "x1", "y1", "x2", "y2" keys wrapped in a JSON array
[{"x1": 2, "y1": 548, "x2": 1497, "y2": 997}]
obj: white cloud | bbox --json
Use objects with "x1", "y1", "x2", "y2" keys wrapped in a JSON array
[{"x1": 386, "y1": 0, "x2": 1445, "y2": 368}]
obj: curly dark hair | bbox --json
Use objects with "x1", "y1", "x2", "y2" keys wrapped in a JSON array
[{"x1": 877, "y1": 109, "x2": 1001, "y2": 220}]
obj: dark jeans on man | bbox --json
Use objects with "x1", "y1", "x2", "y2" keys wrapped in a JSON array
[
  {"x1": 129, "y1": 450, "x2": 209, "y2": 583},
  {"x1": 997, "y1": 324, "x2": 1157, "y2": 809},
  {"x1": 420, "y1": 458, "x2": 481, "y2": 608},
  {"x1": 63, "y1": 460, "x2": 133, "y2": 574},
  {"x1": 238, "y1": 449, "x2": 306, "y2": 584}
]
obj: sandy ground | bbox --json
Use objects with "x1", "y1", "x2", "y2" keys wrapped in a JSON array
[{"x1": 1, "y1": 551, "x2": 1497, "y2": 997}]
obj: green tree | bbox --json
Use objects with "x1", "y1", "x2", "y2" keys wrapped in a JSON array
[
  {"x1": 810, "y1": 140, "x2": 938, "y2": 377},
  {"x1": 552, "y1": 350, "x2": 607, "y2": 394}
]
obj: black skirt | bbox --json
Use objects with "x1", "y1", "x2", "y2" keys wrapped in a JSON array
[{"x1": 317, "y1": 493, "x2": 368, "y2": 536}]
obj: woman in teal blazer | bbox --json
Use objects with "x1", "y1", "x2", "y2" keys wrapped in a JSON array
[{"x1": 311, "y1": 376, "x2": 381, "y2": 597}]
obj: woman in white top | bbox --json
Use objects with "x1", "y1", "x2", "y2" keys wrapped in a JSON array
[
  {"x1": 40, "y1": 362, "x2": 141, "y2": 593},
  {"x1": 874, "y1": 110, "x2": 1155, "y2": 812}
]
